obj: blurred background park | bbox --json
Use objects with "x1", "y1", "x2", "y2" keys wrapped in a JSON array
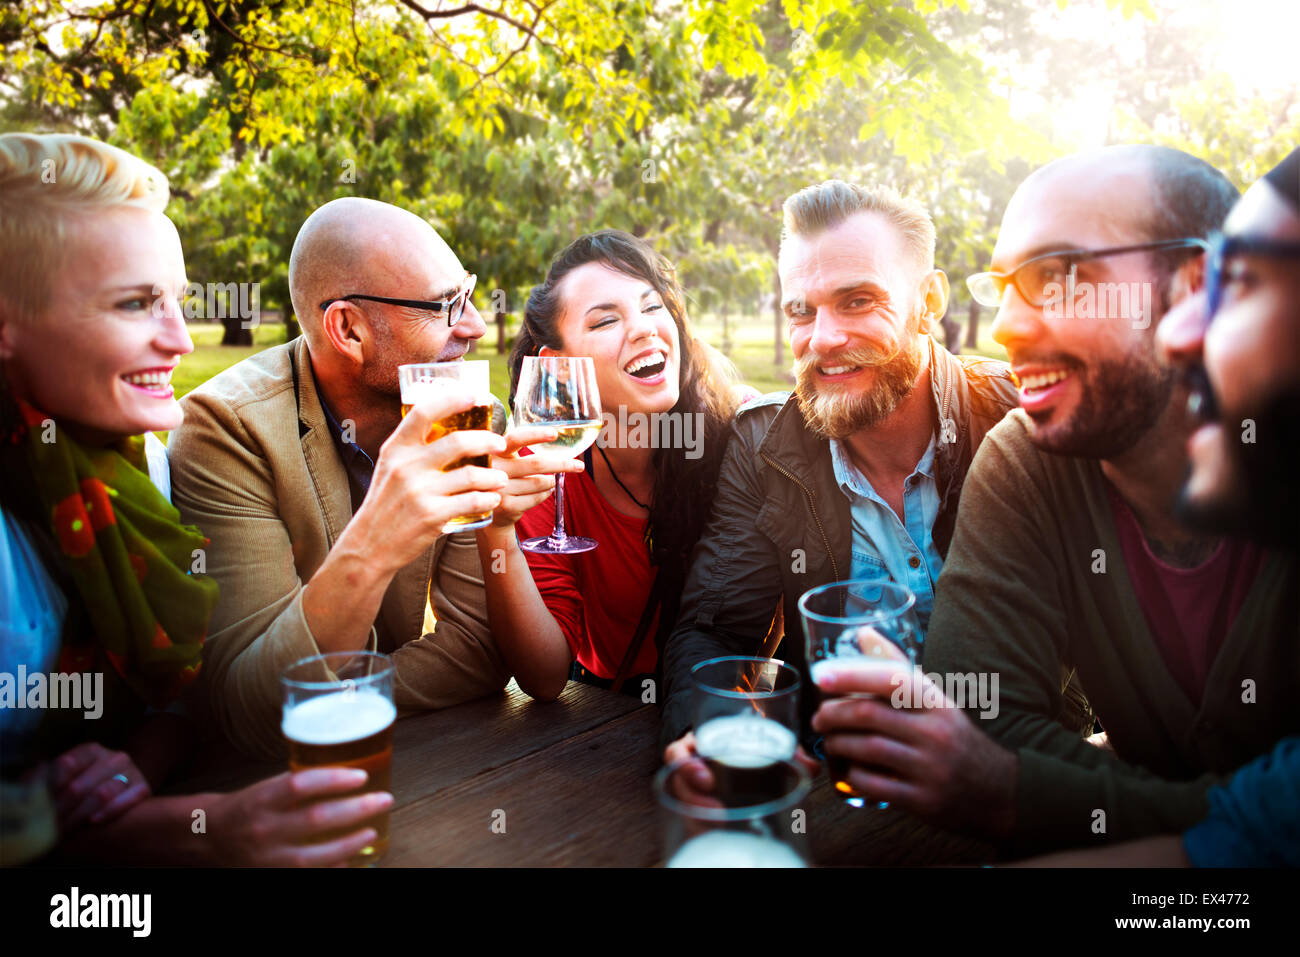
[{"x1": 3, "y1": 0, "x2": 1297, "y2": 400}]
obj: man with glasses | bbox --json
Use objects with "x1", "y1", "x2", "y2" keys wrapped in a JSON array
[
  {"x1": 1018, "y1": 145, "x2": 1300, "y2": 866},
  {"x1": 813, "y1": 144, "x2": 1298, "y2": 856},
  {"x1": 170, "y1": 197, "x2": 523, "y2": 758}
]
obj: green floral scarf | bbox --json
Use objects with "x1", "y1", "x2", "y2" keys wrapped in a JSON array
[{"x1": 15, "y1": 400, "x2": 218, "y2": 709}]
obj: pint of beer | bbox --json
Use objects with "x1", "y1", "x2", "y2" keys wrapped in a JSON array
[
  {"x1": 689, "y1": 656, "x2": 801, "y2": 804},
  {"x1": 398, "y1": 360, "x2": 496, "y2": 532},
  {"x1": 654, "y1": 757, "x2": 810, "y2": 868},
  {"x1": 281, "y1": 651, "x2": 396, "y2": 866},
  {"x1": 798, "y1": 581, "x2": 920, "y2": 810}
]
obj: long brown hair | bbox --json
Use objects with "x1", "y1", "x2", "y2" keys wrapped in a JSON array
[{"x1": 509, "y1": 229, "x2": 738, "y2": 581}]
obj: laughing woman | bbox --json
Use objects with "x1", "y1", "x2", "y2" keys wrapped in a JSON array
[
  {"x1": 479, "y1": 230, "x2": 753, "y2": 700},
  {"x1": 0, "y1": 134, "x2": 389, "y2": 865}
]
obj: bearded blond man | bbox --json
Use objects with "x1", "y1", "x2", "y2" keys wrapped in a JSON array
[{"x1": 658, "y1": 181, "x2": 1016, "y2": 861}]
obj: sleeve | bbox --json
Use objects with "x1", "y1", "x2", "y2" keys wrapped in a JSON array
[
  {"x1": 1183, "y1": 737, "x2": 1300, "y2": 867},
  {"x1": 924, "y1": 422, "x2": 1217, "y2": 853},
  {"x1": 660, "y1": 418, "x2": 784, "y2": 747},
  {"x1": 389, "y1": 530, "x2": 510, "y2": 710},
  {"x1": 167, "y1": 391, "x2": 329, "y2": 760}
]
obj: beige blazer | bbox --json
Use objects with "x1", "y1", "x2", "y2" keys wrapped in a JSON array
[{"x1": 169, "y1": 337, "x2": 509, "y2": 759}]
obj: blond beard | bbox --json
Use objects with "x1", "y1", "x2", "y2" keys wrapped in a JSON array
[{"x1": 795, "y1": 339, "x2": 923, "y2": 440}]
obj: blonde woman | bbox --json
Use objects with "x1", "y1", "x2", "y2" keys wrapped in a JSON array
[{"x1": 0, "y1": 133, "x2": 385, "y2": 865}]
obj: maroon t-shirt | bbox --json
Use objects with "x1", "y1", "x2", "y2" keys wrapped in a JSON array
[{"x1": 1108, "y1": 486, "x2": 1264, "y2": 705}]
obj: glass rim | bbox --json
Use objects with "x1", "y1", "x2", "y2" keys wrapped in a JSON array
[
  {"x1": 689, "y1": 655, "x2": 802, "y2": 700},
  {"x1": 398, "y1": 359, "x2": 489, "y2": 372},
  {"x1": 653, "y1": 757, "x2": 811, "y2": 822},
  {"x1": 796, "y1": 580, "x2": 917, "y2": 625},
  {"x1": 280, "y1": 650, "x2": 394, "y2": 690}
]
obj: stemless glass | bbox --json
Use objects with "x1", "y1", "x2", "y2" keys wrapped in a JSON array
[
  {"x1": 512, "y1": 355, "x2": 603, "y2": 554},
  {"x1": 655, "y1": 758, "x2": 811, "y2": 867},
  {"x1": 398, "y1": 360, "x2": 496, "y2": 532},
  {"x1": 690, "y1": 656, "x2": 801, "y2": 806},
  {"x1": 281, "y1": 651, "x2": 396, "y2": 867},
  {"x1": 798, "y1": 580, "x2": 921, "y2": 809}
]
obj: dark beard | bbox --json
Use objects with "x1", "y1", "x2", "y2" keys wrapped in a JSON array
[
  {"x1": 1176, "y1": 388, "x2": 1300, "y2": 552},
  {"x1": 795, "y1": 340, "x2": 923, "y2": 440},
  {"x1": 1026, "y1": 352, "x2": 1175, "y2": 459}
]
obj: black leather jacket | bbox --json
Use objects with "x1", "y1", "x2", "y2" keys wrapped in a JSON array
[{"x1": 661, "y1": 337, "x2": 1018, "y2": 745}]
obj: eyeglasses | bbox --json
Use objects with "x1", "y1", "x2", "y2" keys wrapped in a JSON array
[
  {"x1": 966, "y1": 239, "x2": 1208, "y2": 308},
  {"x1": 1205, "y1": 232, "x2": 1300, "y2": 322},
  {"x1": 320, "y1": 273, "x2": 477, "y2": 328}
]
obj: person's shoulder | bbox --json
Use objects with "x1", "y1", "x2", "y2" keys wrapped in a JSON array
[
  {"x1": 179, "y1": 338, "x2": 297, "y2": 416},
  {"x1": 952, "y1": 351, "x2": 1018, "y2": 417},
  {"x1": 732, "y1": 390, "x2": 791, "y2": 444}
]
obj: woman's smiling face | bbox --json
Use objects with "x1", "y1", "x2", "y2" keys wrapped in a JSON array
[
  {"x1": 543, "y1": 261, "x2": 682, "y2": 418},
  {"x1": 3, "y1": 205, "x2": 194, "y2": 444}
]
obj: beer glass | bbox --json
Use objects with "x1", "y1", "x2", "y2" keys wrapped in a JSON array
[
  {"x1": 655, "y1": 758, "x2": 810, "y2": 867},
  {"x1": 281, "y1": 651, "x2": 396, "y2": 866},
  {"x1": 398, "y1": 360, "x2": 496, "y2": 532},
  {"x1": 690, "y1": 656, "x2": 801, "y2": 805},
  {"x1": 798, "y1": 580, "x2": 920, "y2": 809},
  {"x1": 512, "y1": 355, "x2": 603, "y2": 554}
]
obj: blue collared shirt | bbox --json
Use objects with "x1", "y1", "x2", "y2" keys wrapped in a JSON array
[
  {"x1": 829, "y1": 433, "x2": 943, "y2": 637},
  {"x1": 319, "y1": 398, "x2": 376, "y2": 510}
]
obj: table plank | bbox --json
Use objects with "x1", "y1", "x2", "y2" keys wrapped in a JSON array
[
  {"x1": 389, "y1": 680, "x2": 645, "y2": 811},
  {"x1": 384, "y1": 705, "x2": 662, "y2": 867},
  {"x1": 168, "y1": 679, "x2": 644, "y2": 798}
]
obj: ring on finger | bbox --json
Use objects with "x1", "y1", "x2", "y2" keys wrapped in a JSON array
[{"x1": 111, "y1": 773, "x2": 129, "y2": 785}]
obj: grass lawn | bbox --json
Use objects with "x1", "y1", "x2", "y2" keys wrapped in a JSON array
[{"x1": 174, "y1": 315, "x2": 1006, "y2": 411}]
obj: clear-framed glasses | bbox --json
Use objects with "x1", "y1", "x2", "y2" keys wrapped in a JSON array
[
  {"x1": 1204, "y1": 231, "x2": 1300, "y2": 322},
  {"x1": 966, "y1": 239, "x2": 1208, "y2": 308},
  {"x1": 320, "y1": 273, "x2": 477, "y2": 327}
]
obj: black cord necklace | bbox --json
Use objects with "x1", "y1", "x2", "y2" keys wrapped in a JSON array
[{"x1": 594, "y1": 443, "x2": 651, "y2": 510}]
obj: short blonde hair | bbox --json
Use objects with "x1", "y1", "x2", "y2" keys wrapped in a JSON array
[
  {"x1": 0, "y1": 133, "x2": 169, "y2": 323},
  {"x1": 781, "y1": 179, "x2": 936, "y2": 272}
]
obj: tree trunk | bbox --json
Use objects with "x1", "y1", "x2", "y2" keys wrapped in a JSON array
[
  {"x1": 283, "y1": 312, "x2": 300, "y2": 341},
  {"x1": 772, "y1": 267, "x2": 784, "y2": 368},
  {"x1": 495, "y1": 311, "x2": 508, "y2": 354},
  {"x1": 220, "y1": 317, "x2": 253, "y2": 346},
  {"x1": 965, "y1": 300, "x2": 980, "y2": 350}
]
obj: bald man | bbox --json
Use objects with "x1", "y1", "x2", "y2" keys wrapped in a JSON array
[
  {"x1": 813, "y1": 145, "x2": 1299, "y2": 857},
  {"x1": 170, "y1": 198, "x2": 540, "y2": 758}
]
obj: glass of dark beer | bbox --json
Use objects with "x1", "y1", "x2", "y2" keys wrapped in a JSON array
[
  {"x1": 655, "y1": 757, "x2": 810, "y2": 867},
  {"x1": 281, "y1": 651, "x2": 396, "y2": 867},
  {"x1": 398, "y1": 360, "x2": 496, "y2": 532},
  {"x1": 799, "y1": 580, "x2": 920, "y2": 809},
  {"x1": 690, "y1": 656, "x2": 801, "y2": 806}
]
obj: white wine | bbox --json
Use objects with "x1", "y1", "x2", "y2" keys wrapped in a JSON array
[{"x1": 526, "y1": 419, "x2": 603, "y2": 458}]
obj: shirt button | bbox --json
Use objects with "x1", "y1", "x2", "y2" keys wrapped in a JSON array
[{"x1": 908, "y1": 556, "x2": 921, "y2": 569}]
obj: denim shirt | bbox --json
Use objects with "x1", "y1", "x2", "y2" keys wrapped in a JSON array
[
  {"x1": 319, "y1": 397, "x2": 377, "y2": 511},
  {"x1": 829, "y1": 433, "x2": 943, "y2": 636}
]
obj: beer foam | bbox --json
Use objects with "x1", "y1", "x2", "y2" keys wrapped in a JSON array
[
  {"x1": 282, "y1": 691, "x2": 396, "y2": 745},
  {"x1": 695, "y1": 714, "x2": 796, "y2": 765},
  {"x1": 667, "y1": 831, "x2": 805, "y2": 868}
]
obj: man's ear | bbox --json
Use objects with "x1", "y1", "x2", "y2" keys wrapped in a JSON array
[
  {"x1": 320, "y1": 301, "x2": 368, "y2": 366},
  {"x1": 919, "y1": 269, "x2": 950, "y2": 333},
  {"x1": 1167, "y1": 251, "x2": 1207, "y2": 304}
]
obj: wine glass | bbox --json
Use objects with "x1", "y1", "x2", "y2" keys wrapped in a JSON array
[{"x1": 513, "y1": 355, "x2": 603, "y2": 554}]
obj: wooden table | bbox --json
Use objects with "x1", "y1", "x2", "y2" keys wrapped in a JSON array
[{"x1": 175, "y1": 681, "x2": 992, "y2": 867}]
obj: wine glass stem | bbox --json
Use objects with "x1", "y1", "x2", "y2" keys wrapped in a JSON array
[{"x1": 549, "y1": 473, "x2": 569, "y2": 547}]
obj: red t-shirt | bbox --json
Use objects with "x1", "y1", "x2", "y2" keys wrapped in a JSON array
[
  {"x1": 1108, "y1": 486, "x2": 1264, "y2": 705},
  {"x1": 516, "y1": 468, "x2": 659, "y2": 679}
]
